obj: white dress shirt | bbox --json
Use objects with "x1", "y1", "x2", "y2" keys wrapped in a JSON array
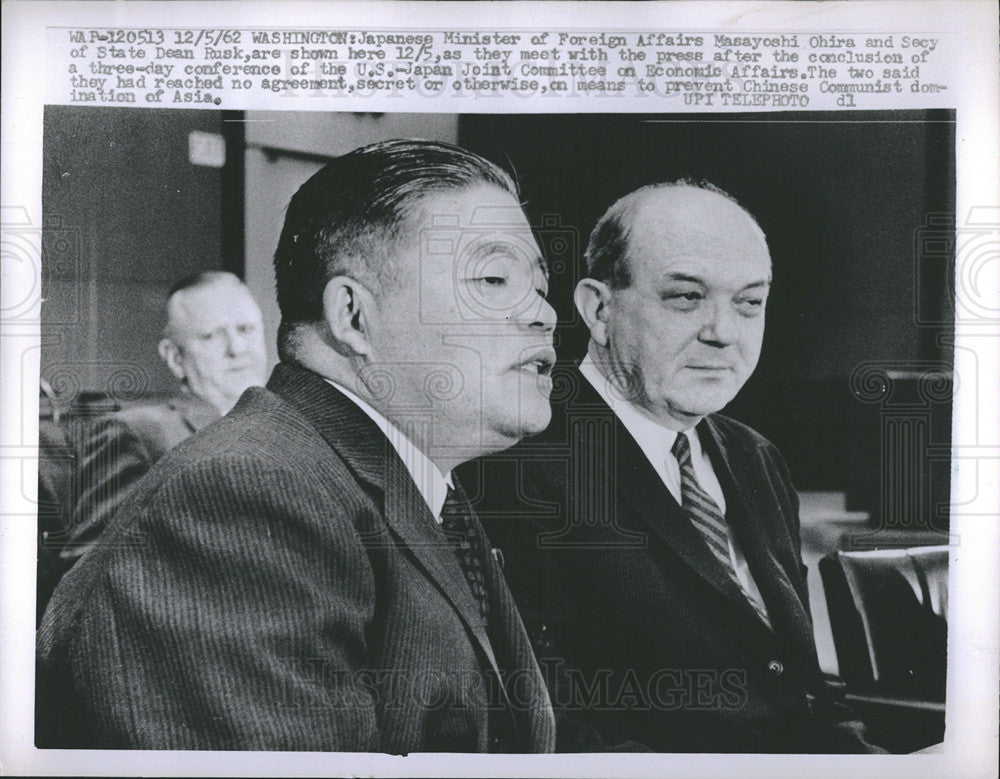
[
  {"x1": 325, "y1": 379, "x2": 451, "y2": 523},
  {"x1": 578, "y1": 355, "x2": 769, "y2": 616}
]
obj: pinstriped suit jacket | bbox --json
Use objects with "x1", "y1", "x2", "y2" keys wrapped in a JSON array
[
  {"x1": 36, "y1": 361, "x2": 556, "y2": 753},
  {"x1": 59, "y1": 394, "x2": 219, "y2": 571}
]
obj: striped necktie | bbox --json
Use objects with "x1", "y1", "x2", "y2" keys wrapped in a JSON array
[{"x1": 671, "y1": 432, "x2": 771, "y2": 628}]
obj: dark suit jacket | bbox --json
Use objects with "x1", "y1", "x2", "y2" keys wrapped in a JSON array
[
  {"x1": 460, "y1": 364, "x2": 876, "y2": 753},
  {"x1": 59, "y1": 393, "x2": 219, "y2": 570},
  {"x1": 36, "y1": 361, "x2": 556, "y2": 753},
  {"x1": 37, "y1": 418, "x2": 76, "y2": 623}
]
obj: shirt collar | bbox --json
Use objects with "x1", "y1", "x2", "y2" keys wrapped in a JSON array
[
  {"x1": 578, "y1": 353, "x2": 706, "y2": 465},
  {"x1": 324, "y1": 378, "x2": 452, "y2": 521}
]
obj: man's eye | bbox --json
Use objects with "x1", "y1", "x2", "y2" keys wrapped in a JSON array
[
  {"x1": 476, "y1": 277, "x2": 507, "y2": 287},
  {"x1": 735, "y1": 298, "x2": 765, "y2": 316},
  {"x1": 664, "y1": 290, "x2": 703, "y2": 307},
  {"x1": 237, "y1": 324, "x2": 255, "y2": 335}
]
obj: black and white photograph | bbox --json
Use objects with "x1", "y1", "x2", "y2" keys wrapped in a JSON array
[
  {"x1": 2, "y1": 2, "x2": 998, "y2": 777},
  {"x1": 33, "y1": 107, "x2": 953, "y2": 756}
]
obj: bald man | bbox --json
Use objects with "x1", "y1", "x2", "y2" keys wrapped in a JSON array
[
  {"x1": 464, "y1": 182, "x2": 882, "y2": 752},
  {"x1": 58, "y1": 271, "x2": 267, "y2": 571}
]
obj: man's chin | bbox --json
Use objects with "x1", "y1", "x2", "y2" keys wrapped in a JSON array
[
  {"x1": 492, "y1": 409, "x2": 553, "y2": 450},
  {"x1": 521, "y1": 412, "x2": 552, "y2": 438},
  {"x1": 670, "y1": 393, "x2": 734, "y2": 421},
  {"x1": 523, "y1": 396, "x2": 554, "y2": 434}
]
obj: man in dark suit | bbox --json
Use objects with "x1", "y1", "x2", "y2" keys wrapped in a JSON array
[
  {"x1": 464, "y1": 181, "x2": 881, "y2": 752},
  {"x1": 56, "y1": 271, "x2": 267, "y2": 571},
  {"x1": 37, "y1": 140, "x2": 559, "y2": 752}
]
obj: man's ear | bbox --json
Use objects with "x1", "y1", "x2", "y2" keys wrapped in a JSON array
[
  {"x1": 574, "y1": 278, "x2": 612, "y2": 347},
  {"x1": 321, "y1": 276, "x2": 377, "y2": 357},
  {"x1": 158, "y1": 338, "x2": 186, "y2": 381}
]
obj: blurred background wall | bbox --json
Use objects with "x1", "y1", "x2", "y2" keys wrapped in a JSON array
[{"x1": 42, "y1": 107, "x2": 229, "y2": 400}]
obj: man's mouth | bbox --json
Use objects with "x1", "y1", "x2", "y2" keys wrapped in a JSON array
[{"x1": 513, "y1": 347, "x2": 556, "y2": 377}]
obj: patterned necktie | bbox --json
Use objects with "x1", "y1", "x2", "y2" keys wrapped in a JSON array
[
  {"x1": 671, "y1": 432, "x2": 771, "y2": 628},
  {"x1": 440, "y1": 482, "x2": 491, "y2": 622}
]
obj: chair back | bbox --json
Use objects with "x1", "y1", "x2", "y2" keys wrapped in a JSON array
[{"x1": 819, "y1": 545, "x2": 948, "y2": 701}]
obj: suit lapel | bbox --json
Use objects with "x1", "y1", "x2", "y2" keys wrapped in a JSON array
[
  {"x1": 381, "y1": 467, "x2": 503, "y2": 676},
  {"x1": 614, "y1": 421, "x2": 766, "y2": 624},
  {"x1": 266, "y1": 361, "x2": 503, "y2": 680},
  {"x1": 700, "y1": 417, "x2": 813, "y2": 643},
  {"x1": 570, "y1": 369, "x2": 770, "y2": 629},
  {"x1": 456, "y1": 479, "x2": 556, "y2": 752}
]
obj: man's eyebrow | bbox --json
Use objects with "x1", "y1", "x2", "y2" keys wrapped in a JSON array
[
  {"x1": 662, "y1": 273, "x2": 705, "y2": 284},
  {"x1": 465, "y1": 239, "x2": 520, "y2": 260},
  {"x1": 660, "y1": 273, "x2": 771, "y2": 289}
]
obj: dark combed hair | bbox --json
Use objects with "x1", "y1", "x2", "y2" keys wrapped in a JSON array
[
  {"x1": 273, "y1": 138, "x2": 518, "y2": 360},
  {"x1": 583, "y1": 178, "x2": 747, "y2": 289}
]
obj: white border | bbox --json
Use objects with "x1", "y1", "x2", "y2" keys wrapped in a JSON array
[{"x1": 3, "y1": 3, "x2": 998, "y2": 777}]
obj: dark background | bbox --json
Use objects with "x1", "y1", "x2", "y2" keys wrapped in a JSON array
[{"x1": 41, "y1": 107, "x2": 955, "y2": 528}]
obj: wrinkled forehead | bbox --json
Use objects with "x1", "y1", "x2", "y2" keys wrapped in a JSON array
[{"x1": 626, "y1": 187, "x2": 771, "y2": 277}]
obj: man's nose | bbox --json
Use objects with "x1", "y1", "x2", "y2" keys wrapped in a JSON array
[
  {"x1": 223, "y1": 328, "x2": 249, "y2": 356},
  {"x1": 699, "y1": 301, "x2": 739, "y2": 346},
  {"x1": 514, "y1": 291, "x2": 557, "y2": 333}
]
